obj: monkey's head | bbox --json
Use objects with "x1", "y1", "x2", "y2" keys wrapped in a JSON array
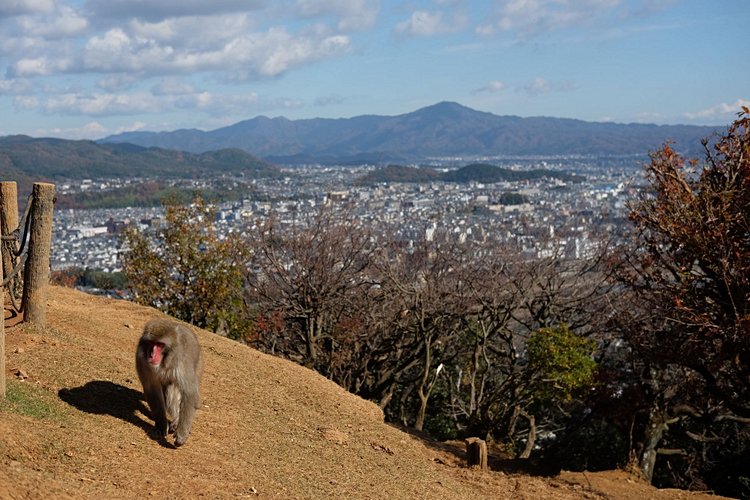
[{"x1": 144, "y1": 340, "x2": 166, "y2": 366}]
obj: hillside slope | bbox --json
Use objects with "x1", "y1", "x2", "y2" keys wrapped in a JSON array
[{"x1": 0, "y1": 286, "x2": 724, "y2": 499}]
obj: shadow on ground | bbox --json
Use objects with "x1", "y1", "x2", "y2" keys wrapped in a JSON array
[{"x1": 58, "y1": 380, "x2": 172, "y2": 447}]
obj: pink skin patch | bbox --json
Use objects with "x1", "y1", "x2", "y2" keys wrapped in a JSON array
[{"x1": 148, "y1": 342, "x2": 165, "y2": 365}]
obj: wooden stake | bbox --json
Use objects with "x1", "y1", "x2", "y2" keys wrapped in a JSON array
[
  {"x1": 0, "y1": 182, "x2": 19, "y2": 280},
  {"x1": 465, "y1": 437, "x2": 488, "y2": 470},
  {"x1": 0, "y1": 214, "x2": 4, "y2": 398},
  {"x1": 22, "y1": 183, "x2": 55, "y2": 326}
]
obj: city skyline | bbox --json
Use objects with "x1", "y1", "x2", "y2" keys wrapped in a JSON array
[{"x1": 0, "y1": 0, "x2": 748, "y2": 140}]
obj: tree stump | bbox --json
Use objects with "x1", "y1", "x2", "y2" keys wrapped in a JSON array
[{"x1": 465, "y1": 437, "x2": 488, "y2": 470}]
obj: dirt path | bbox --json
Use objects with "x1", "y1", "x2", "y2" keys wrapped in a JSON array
[{"x1": 0, "y1": 286, "x2": 726, "y2": 499}]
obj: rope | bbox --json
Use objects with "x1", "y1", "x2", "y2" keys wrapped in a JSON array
[
  {"x1": 2, "y1": 193, "x2": 33, "y2": 312},
  {"x1": 2, "y1": 254, "x2": 27, "y2": 287}
]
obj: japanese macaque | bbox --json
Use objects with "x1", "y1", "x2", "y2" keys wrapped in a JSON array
[{"x1": 136, "y1": 318, "x2": 203, "y2": 447}]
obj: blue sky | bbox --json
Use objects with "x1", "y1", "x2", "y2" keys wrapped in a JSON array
[{"x1": 0, "y1": 0, "x2": 747, "y2": 139}]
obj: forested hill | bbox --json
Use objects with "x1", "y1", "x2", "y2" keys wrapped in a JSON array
[
  {"x1": 356, "y1": 163, "x2": 584, "y2": 185},
  {"x1": 0, "y1": 135, "x2": 280, "y2": 180},
  {"x1": 103, "y1": 101, "x2": 720, "y2": 163}
]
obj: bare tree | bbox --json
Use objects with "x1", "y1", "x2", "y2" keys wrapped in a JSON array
[
  {"x1": 369, "y1": 238, "x2": 472, "y2": 431},
  {"x1": 444, "y1": 239, "x2": 611, "y2": 452},
  {"x1": 245, "y1": 206, "x2": 375, "y2": 372},
  {"x1": 609, "y1": 110, "x2": 750, "y2": 486}
]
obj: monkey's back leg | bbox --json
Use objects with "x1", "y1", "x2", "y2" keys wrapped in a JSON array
[
  {"x1": 173, "y1": 383, "x2": 200, "y2": 447},
  {"x1": 165, "y1": 384, "x2": 182, "y2": 432}
]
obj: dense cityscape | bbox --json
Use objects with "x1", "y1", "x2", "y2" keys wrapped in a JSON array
[{"x1": 51, "y1": 158, "x2": 638, "y2": 274}]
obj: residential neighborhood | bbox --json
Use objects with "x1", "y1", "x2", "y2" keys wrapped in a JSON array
[{"x1": 50, "y1": 158, "x2": 637, "y2": 273}]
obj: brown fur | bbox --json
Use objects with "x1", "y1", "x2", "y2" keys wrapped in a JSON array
[{"x1": 136, "y1": 318, "x2": 203, "y2": 446}]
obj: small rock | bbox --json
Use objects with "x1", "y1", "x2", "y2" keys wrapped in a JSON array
[
  {"x1": 125, "y1": 323, "x2": 133, "y2": 329},
  {"x1": 14, "y1": 368, "x2": 29, "y2": 379},
  {"x1": 14, "y1": 347, "x2": 24, "y2": 354},
  {"x1": 65, "y1": 451, "x2": 74, "y2": 458}
]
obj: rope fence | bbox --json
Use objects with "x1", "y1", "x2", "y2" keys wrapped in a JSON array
[
  {"x1": 1, "y1": 181, "x2": 56, "y2": 398},
  {"x1": 2, "y1": 194, "x2": 33, "y2": 311}
]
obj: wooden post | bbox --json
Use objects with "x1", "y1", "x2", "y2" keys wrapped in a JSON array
[
  {"x1": 22, "y1": 182, "x2": 55, "y2": 326},
  {"x1": 465, "y1": 437, "x2": 488, "y2": 470},
  {"x1": 0, "y1": 181, "x2": 19, "y2": 276},
  {"x1": 0, "y1": 214, "x2": 4, "y2": 398}
]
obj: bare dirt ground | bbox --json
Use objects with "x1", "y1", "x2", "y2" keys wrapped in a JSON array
[{"x1": 0, "y1": 286, "x2": 730, "y2": 499}]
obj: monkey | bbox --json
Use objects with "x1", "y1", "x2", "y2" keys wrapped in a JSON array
[{"x1": 136, "y1": 318, "x2": 203, "y2": 447}]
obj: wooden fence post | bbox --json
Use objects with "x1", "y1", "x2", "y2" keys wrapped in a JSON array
[
  {"x1": 465, "y1": 437, "x2": 488, "y2": 470},
  {"x1": 0, "y1": 215, "x2": 4, "y2": 398},
  {"x1": 0, "y1": 182, "x2": 19, "y2": 277},
  {"x1": 22, "y1": 182, "x2": 55, "y2": 326}
]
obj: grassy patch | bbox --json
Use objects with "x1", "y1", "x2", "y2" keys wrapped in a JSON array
[{"x1": 2, "y1": 380, "x2": 61, "y2": 420}]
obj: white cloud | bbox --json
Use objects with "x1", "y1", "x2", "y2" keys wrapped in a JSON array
[
  {"x1": 84, "y1": 0, "x2": 262, "y2": 23},
  {"x1": 0, "y1": 77, "x2": 33, "y2": 94},
  {"x1": 395, "y1": 9, "x2": 467, "y2": 37},
  {"x1": 520, "y1": 76, "x2": 576, "y2": 95},
  {"x1": 61, "y1": 121, "x2": 107, "y2": 139},
  {"x1": 96, "y1": 74, "x2": 139, "y2": 92},
  {"x1": 633, "y1": 111, "x2": 664, "y2": 123},
  {"x1": 0, "y1": 0, "x2": 361, "y2": 122},
  {"x1": 314, "y1": 94, "x2": 346, "y2": 106},
  {"x1": 14, "y1": 95, "x2": 38, "y2": 109},
  {"x1": 111, "y1": 121, "x2": 148, "y2": 134},
  {"x1": 11, "y1": 56, "x2": 71, "y2": 77},
  {"x1": 474, "y1": 80, "x2": 505, "y2": 94},
  {"x1": 40, "y1": 92, "x2": 164, "y2": 115},
  {"x1": 71, "y1": 25, "x2": 352, "y2": 80},
  {"x1": 17, "y1": 4, "x2": 88, "y2": 38},
  {"x1": 82, "y1": 28, "x2": 175, "y2": 73},
  {"x1": 16, "y1": 86, "x2": 302, "y2": 120},
  {"x1": 0, "y1": 0, "x2": 55, "y2": 18},
  {"x1": 295, "y1": 0, "x2": 380, "y2": 31},
  {"x1": 524, "y1": 76, "x2": 551, "y2": 95},
  {"x1": 222, "y1": 29, "x2": 351, "y2": 79},
  {"x1": 683, "y1": 99, "x2": 750, "y2": 121},
  {"x1": 508, "y1": 0, "x2": 619, "y2": 31},
  {"x1": 127, "y1": 13, "x2": 254, "y2": 51},
  {"x1": 481, "y1": 0, "x2": 627, "y2": 38},
  {"x1": 151, "y1": 78, "x2": 196, "y2": 97}
]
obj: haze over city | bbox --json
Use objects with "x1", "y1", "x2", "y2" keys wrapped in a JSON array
[{"x1": 0, "y1": 0, "x2": 747, "y2": 140}]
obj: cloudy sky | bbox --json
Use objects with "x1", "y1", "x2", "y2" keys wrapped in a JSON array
[{"x1": 0, "y1": 0, "x2": 747, "y2": 139}]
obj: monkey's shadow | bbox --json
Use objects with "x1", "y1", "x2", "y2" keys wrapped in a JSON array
[{"x1": 58, "y1": 380, "x2": 173, "y2": 448}]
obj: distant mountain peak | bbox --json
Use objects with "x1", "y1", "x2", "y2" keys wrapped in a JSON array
[
  {"x1": 100, "y1": 102, "x2": 720, "y2": 163},
  {"x1": 409, "y1": 101, "x2": 474, "y2": 116},
  {"x1": 419, "y1": 101, "x2": 467, "y2": 111}
]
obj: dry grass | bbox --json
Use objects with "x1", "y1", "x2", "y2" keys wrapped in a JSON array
[{"x1": 0, "y1": 286, "x2": 726, "y2": 499}]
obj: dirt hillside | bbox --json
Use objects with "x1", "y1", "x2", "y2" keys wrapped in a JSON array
[{"x1": 0, "y1": 286, "x2": 727, "y2": 499}]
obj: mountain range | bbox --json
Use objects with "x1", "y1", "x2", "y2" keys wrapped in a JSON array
[
  {"x1": 0, "y1": 135, "x2": 278, "y2": 181},
  {"x1": 103, "y1": 101, "x2": 721, "y2": 164}
]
